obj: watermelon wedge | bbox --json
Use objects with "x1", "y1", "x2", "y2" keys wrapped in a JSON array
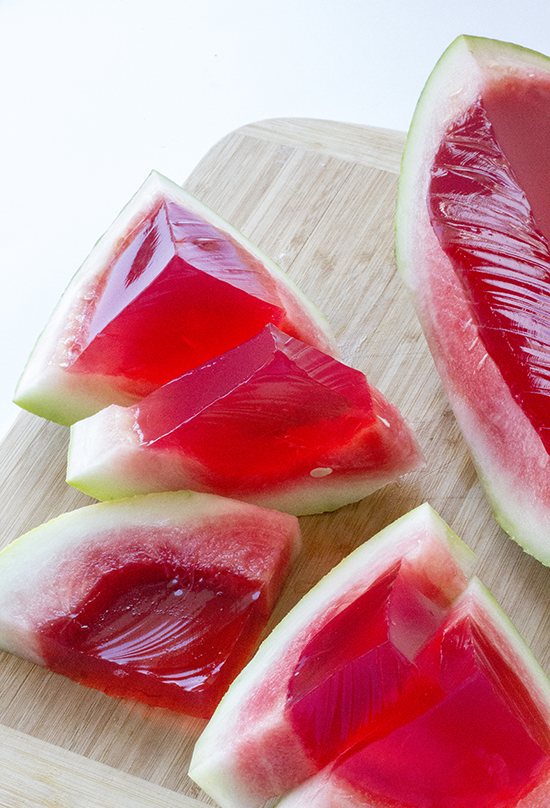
[
  {"x1": 395, "y1": 35, "x2": 550, "y2": 563},
  {"x1": 0, "y1": 491, "x2": 300, "y2": 718},
  {"x1": 14, "y1": 171, "x2": 337, "y2": 426},
  {"x1": 189, "y1": 504, "x2": 475, "y2": 806},
  {"x1": 274, "y1": 580, "x2": 550, "y2": 808},
  {"x1": 66, "y1": 325, "x2": 423, "y2": 515},
  {"x1": 189, "y1": 505, "x2": 550, "y2": 808}
]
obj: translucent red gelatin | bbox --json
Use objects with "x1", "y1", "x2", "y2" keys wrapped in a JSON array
[
  {"x1": 67, "y1": 198, "x2": 299, "y2": 397},
  {"x1": 333, "y1": 611, "x2": 550, "y2": 808},
  {"x1": 36, "y1": 559, "x2": 268, "y2": 718},
  {"x1": 131, "y1": 325, "x2": 389, "y2": 492},
  {"x1": 428, "y1": 81, "x2": 550, "y2": 453},
  {"x1": 484, "y1": 78, "x2": 550, "y2": 243},
  {"x1": 286, "y1": 561, "x2": 448, "y2": 767}
]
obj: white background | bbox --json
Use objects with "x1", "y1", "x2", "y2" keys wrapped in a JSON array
[{"x1": 1, "y1": 0, "x2": 549, "y2": 439}]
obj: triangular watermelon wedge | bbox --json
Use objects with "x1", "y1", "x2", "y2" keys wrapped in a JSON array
[
  {"x1": 189, "y1": 505, "x2": 550, "y2": 808},
  {"x1": 274, "y1": 580, "x2": 550, "y2": 808},
  {"x1": 189, "y1": 504, "x2": 475, "y2": 806},
  {"x1": 0, "y1": 491, "x2": 300, "y2": 718},
  {"x1": 14, "y1": 171, "x2": 338, "y2": 426},
  {"x1": 66, "y1": 324, "x2": 424, "y2": 514},
  {"x1": 395, "y1": 35, "x2": 550, "y2": 563}
]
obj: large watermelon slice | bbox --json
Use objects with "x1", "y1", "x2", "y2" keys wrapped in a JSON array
[
  {"x1": 14, "y1": 170, "x2": 337, "y2": 426},
  {"x1": 189, "y1": 504, "x2": 550, "y2": 808},
  {"x1": 395, "y1": 35, "x2": 550, "y2": 564},
  {"x1": 66, "y1": 324, "x2": 423, "y2": 514},
  {"x1": 0, "y1": 491, "x2": 300, "y2": 718}
]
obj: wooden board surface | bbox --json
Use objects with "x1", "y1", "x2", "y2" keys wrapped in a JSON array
[{"x1": 1, "y1": 117, "x2": 550, "y2": 807}]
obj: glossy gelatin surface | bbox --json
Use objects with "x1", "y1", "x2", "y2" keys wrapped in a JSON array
[
  {"x1": 132, "y1": 326, "x2": 388, "y2": 492},
  {"x1": 334, "y1": 610, "x2": 550, "y2": 808},
  {"x1": 67, "y1": 198, "x2": 294, "y2": 395},
  {"x1": 36, "y1": 558, "x2": 268, "y2": 718},
  {"x1": 286, "y1": 560, "x2": 448, "y2": 767},
  {"x1": 428, "y1": 82, "x2": 550, "y2": 452}
]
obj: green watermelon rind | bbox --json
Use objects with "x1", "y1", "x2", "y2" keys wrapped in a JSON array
[
  {"x1": 0, "y1": 490, "x2": 301, "y2": 670},
  {"x1": 188, "y1": 503, "x2": 475, "y2": 808},
  {"x1": 395, "y1": 35, "x2": 550, "y2": 564},
  {"x1": 14, "y1": 170, "x2": 338, "y2": 426},
  {"x1": 272, "y1": 576, "x2": 550, "y2": 808}
]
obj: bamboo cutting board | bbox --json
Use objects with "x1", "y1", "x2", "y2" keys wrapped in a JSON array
[{"x1": 1, "y1": 118, "x2": 550, "y2": 807}]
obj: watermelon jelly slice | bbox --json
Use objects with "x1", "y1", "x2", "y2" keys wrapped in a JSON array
[
  {"x1": 395, "y1": 35, "x2": 550, "y2": 563},
  {"x1": 14, "y1": 170, "x2": 337, "y2": 426},
  {"x1": 275, "y1": 579, "x2": 550, "y2": 808},
  {"x1": 0, "y1": 491, "x2": 300, "y2": 718},
  {"x1": 190, "y1": 505, "x2": 550, "y2": 808},
  {"x1": 65, "y1": 325, "x2": 423, "y2": 515},
  {"x1": 188, "y1": 503, "x2": 476, "y2": 807}
]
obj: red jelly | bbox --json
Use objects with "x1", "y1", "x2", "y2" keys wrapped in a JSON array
[
  {"x1": 484, "y1": 78, "x2": 550, "y2": 244},
  {"x1": 428, "y1": 86, "x2": 550, "y2": 453},
  {"x1": 333, "y1": 607, "x2": 550, "y2": 808},
  {"x1": 286, "y1": 562, "x2": 447, "y2": 767},
  {"x1": 36, "y1": 559, "x2": 268, "y2": 718},
  {"x1": 68, "y1": 198, "x2": 300, "y2": 397},
  {"x1": 33, "y1": 516, "x2": 288, "y2": 717},
  {"x1": 132, "y1": 325, "x2": 388, "y2": 492}
]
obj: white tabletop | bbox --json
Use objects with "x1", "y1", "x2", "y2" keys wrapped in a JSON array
[{"x1": 1, "y1": 0, "x2": 549, "y2": 441}]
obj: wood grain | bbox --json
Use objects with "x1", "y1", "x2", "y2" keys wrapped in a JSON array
[
  {"x1": 1, "y1": 117, "x2": 550, "y2": 806},
  {"x1": 0, "y1": 724, "x2": 204, "y2": 808}
]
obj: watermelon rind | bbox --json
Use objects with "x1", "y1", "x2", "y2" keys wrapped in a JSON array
[
  {"x1": 272, "y1": 577, "x2": 550, "y2": 808},
  {"x1": 0, "y1": 491, "x2": 301, "y2": 683},
  {"x1": 395, "y1": 35, "x2": 550, "y2": 564},
  {"x1": 188, "y1": 503, "x2": 475, "y2": 808},
  {"x1": 14, "y1": 170, "x2": 338, "y2": 426}
]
